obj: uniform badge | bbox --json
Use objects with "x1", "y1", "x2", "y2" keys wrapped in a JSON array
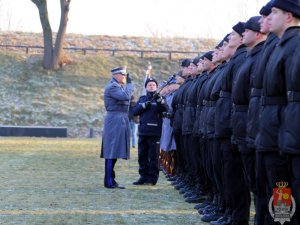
[{"x1": 268, "y1": 181, "x2": 296, "y2": 224}]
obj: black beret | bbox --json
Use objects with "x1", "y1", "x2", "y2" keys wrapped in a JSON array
[
  {"x1": 202, "y1": 51, "x2": 214, "y2": 61},
  {"x1": 223, "y1": 33, "x2": 230, "y2": 43},
  {"x1": 192, "y1": 56, "x2": 200, "y2": 65},
  {"x1": 215, "y1": 33, "x2": 231, "y2": 49},
  {"x1": 145, "y1": 77, "x2": 158, "y2": 87},
  {"x1": 111, "y1": 66, "x2": 127, "y2": 75},
  {"x1": 232, "y1": 22, "x2": 245, "y2": 37},
  {"x1": 260, "y1": 0, "x2": 273, "y2": 16},
  {"x1": 181, "y1": 58, "x2": 192, "y2": 67},
  {"x1": 272, "y1": 0, "x2": 300, "y2": 19},
  {"x1": 244, "y1": 16, "x2": 261, "y2": 33}
]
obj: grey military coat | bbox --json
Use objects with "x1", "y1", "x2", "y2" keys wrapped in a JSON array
[
  {"x1": 160, "y1": 92, "x2": 176, "y2": 151},
  {"x1": 101, "y1": 78, "x2": 134, "y2": 159}
]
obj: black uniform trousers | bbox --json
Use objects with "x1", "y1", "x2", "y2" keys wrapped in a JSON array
[
  {"x1": 138, "y1": 136, "x2": 160, "y2": 183},
  {"x1": 184, "y1": 134, "x2": 200, "y2": 183},
  {"x1": 287, "y1": 154, "x2": 300, "y2": 225},
  {"x1": 174, "y1": 131, "x2": 185, "y2": 176},
  {"x1": 260, "y1": 151, "x2": 290, "y2": 224},
  {"x1": 219, "y1": 138, "x2": 233, "y2": 215},
  {"x1": 255, "y1": 152, "x2": 269, "y2": 225},
  {"x1": 207, "y1": 138, "x2": 218, "y2": 196},
  {"x1": 225, "y1": 144, "x2": 250, "y2": 223},
  {"x1": 191, "y1": 134, "x2": 205, "y2": 187},
  {"x1": 183, "y1": 135, "x2": 192, "y2": 180},
  {"x1": 199, "y1": 137, "x2": 211, "y2": 192},
  {"x1": 213, "y1": 138, "x2": 225, "y2": 212}
]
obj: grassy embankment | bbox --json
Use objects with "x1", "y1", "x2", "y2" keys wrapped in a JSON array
[{"x1": 0, "y1": 51, "x2": 180, "y2": 137}]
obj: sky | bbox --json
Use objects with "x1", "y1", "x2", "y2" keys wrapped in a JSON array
[{"x1": 0, "y1": 0, "x2": 269, "y2": 40}]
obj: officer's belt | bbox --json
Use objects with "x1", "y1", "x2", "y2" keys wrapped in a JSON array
[
  {"x1": 232, "y1": 104, "x2": 248, "y2": 112},
  {"x1": 251, "y1": 88, "x2": 262, "y2": 97},
  {"x1": 186, "y1": 102, "x2": 196, "y2": 107},
  {"x1": 176, "y1": 104, "x2": 184, "y2": 109},
  {"x1": 287, "y1": 91, "x2": 300, "y2": 102},
  {"x1": 116, "y1": 100, "x2": 129, "y2": 105},
  {"x1": 261, "y1": 96, "x2": 287, "y2": 106},
  {"x1": 219, "y1": 91, "x2": 231, "y2": 98}
]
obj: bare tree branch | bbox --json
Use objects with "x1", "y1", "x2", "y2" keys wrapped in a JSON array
[{"x1": 31, "y1": 0, "x2": 71, "y2": 70}]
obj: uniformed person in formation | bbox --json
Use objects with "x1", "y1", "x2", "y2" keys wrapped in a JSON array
[
  {"x1": 100, "y1": 66, "x2": 134, "y2": 189},
  {"x1": 132, "y1": 77, "x2": 168, "y2": 185}
]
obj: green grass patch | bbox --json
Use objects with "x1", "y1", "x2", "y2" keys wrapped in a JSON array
[{"x1": 0, "y1": 138, "x2": 204, "y2": 225}]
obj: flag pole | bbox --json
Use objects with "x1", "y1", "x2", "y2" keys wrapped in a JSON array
[{"x1": 141, "y1": 61, "x2": 152, "y2": 95}]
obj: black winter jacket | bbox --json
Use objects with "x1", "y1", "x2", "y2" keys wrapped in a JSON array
[
  {"x1": 256, "y1": 27, "x2": 300, "y2": 152},
  {"x1": 132, "y1": 92, "x2": 167, "y2": 137},
  {"x1": 246, "y1": 34, "x2": 279, "y2": 149},
  {"x1": 231, "y1": 41, "x2": 265, "y2": 147},
  {"x1": 282, "y1": 31, "x2": 300, "y2": 154}
]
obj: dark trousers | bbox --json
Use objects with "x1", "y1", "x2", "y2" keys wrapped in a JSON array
[
  {"x1": 138, "y1": 136, "x2": 160, "y2": 182},
  {"x1": 255, "y1": 152, "x2": 269, "y2": 225},
  {"x1": 193, "y1": 135, "x2": 206, "y2": 187},
  {"x1": 213, "y1": 138, "x2": 225, "y2": 211},
  {"x1": 219, "y1": 138, "x2": 232, "y2": 215},
  {"x1": 225, "y1": 144, "x2": 250, "y2": 223},
  {"x1": 261, "y1": 151, "x2": 290, "y2": 224},
  {"x1": 183, "y1": 135, "x2": 191, "y2": 178},
  {"x1": 104, "y1": 159, "x2": 117, "y2": 187},
  {"x1": 174, "y1": 131, "x2": 184, "y2": 175},
  {"x1": 184, "y1": 134, "x2": 199, "y2": 180},
  {"x1": 207, "y1": 138, "x2": 217, "y2": 194},
  {"x1": 287, "y1": 154, "x2": 300, "y2": 225},
  {"x1": 199, "y1": 137, "x2": 211, "y2": 192}
]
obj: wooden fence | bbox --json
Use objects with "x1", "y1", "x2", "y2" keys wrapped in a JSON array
[{"x1": 0, "y1": 44, "x2": 203, "y2": 60}]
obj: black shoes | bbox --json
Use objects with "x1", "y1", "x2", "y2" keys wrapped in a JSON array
[
  {"x1": 133, "y1": 177, "x2": 157, "y2": 185},
  {"x1": 104, "y1": 181, "x2": 125, "y2": 189},
  {"x1": 104, "y1": 184, "x2": 125, "y2": 189}
]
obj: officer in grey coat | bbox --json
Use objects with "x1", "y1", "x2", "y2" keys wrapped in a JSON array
[{"x1": 100, "y1": 66, "x2": 134, "y2": 189}]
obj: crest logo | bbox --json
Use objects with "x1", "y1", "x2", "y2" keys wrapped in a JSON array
[{"x1": 268, "y1": 181, "x2": 296, "y2": 224}]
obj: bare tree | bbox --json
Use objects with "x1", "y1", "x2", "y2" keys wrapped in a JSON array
[{"x1": 31, "y1": 0, "x2": 71, "y2": 70}]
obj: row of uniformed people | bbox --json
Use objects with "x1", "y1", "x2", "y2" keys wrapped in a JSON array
[{"x1": 160, "y1": 0, "x2": 300, "y2": 224}]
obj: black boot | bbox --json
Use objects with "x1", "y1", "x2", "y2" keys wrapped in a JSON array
[{"x1": 104, "y1": 159, "x2": 125, "y2": 189}]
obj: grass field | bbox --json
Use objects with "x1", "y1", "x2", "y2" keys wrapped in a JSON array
[{"x1": 0, "y1": 138, "x2": 206, "y2": 225}]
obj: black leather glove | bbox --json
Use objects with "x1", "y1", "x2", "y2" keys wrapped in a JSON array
[
  {"x1": 142, "y1": 101, "x2": 151, "y2": 109},
  {"x1": 154, "y1": 93, "x2": 164, "y2": 103},
  {"x1": 126, "y1": 73, "x2": 132, "y2": 83},
  {"x1": 153, "y1": 92, "x2": 161, "y2": 100}
]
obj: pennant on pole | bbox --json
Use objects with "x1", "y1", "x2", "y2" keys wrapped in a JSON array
[{"x1": 141, "y1": 62, "x2": 152, "y2": 95}]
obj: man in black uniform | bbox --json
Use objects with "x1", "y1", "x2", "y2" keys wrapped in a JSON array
[
  {"x1": 181, "y1": 56, "x2": 208, "y2": 203},
  {"x1": 196, "y1": 51, "x2": 219, "y2": 215},
  {"x1": 132, "y1": 78, "x2": 167, "y2": 185},
  {"x1": 171, "y1": 59, "x2": 194, "y2": 189},
  {"x1": 283, "y1": 44, "x2": 300, "y2": 225},
  {"x1": 214, "y1": 22, "x2": 247, "y2": 225},
  {"x1": 200, "y1": 36, "x2": 231, "y2": 223},
  {"x1": 231, "y1": 16, "x2": 266, "y2": 225},
  {"x1": 180, "y1": 57, "x2": 203, "y2": 198},
  {"x1": 255, "y1": 0, "x2": 300, "y2": 224},
  {"x1": 246, "y1": 2, "x2": 279, "y2": 224}
]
